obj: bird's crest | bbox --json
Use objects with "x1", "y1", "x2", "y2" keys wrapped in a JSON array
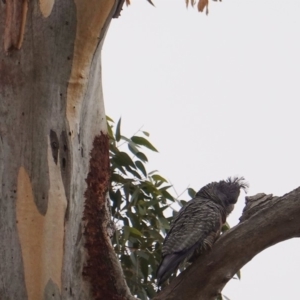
[
  {"x1": 196, "y1": 176, "x2": 248, "y2": 205},
  {"x1": 225, "y1": 176, "x2": 249, "y2": 193}
]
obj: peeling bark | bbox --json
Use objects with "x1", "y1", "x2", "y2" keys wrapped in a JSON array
[
  {"x1": 83, "y1": 133, "x2": 133, "y2": 300},
  {"x1": 4, "y1": 0, "x2": 28, "y2": 52}
]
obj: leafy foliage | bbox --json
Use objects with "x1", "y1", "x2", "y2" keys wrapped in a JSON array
[
  {"x1": 107, "y1": 116, "x2": 238, "y2": 300},
  {"x1": 108, "y1": 116, "x2": 176, "y2": 299}
]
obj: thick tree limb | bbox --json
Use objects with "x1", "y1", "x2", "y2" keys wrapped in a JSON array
[{"x1": 154, "y1": 187, "x2": 300, "y2": 300}]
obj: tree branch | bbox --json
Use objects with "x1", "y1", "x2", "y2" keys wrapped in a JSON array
[
  {"x1": 113, "y1": 0, "x2": 126, "y2": 18},
  {"x1": 154, "y1": 187, "x2": 300, "y2": 300}
]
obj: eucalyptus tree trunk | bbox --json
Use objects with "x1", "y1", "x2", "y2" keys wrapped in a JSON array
[{"x1": 0, "y1": 0, "x2": 132, "y2": 299}]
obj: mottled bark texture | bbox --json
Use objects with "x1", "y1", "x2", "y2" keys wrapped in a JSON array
[
  {"x1": 0, "y1": 0, "x2": 133, "y2": 299},
  {"x1": 154, "y1": 189, "x2": 300, "y2": 300}
]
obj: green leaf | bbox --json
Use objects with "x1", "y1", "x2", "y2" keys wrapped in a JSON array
[
  {"x1": 106, "y1": 115, "x2": 114, "y2": 122},
  {"x1": 146, "y1": 0, "x2": 155, "y2": 7},
  {"x1": 123, "y1": 226, "x2": 130, "y2": 244},
  {"x1": 148, "y1": 170, "x2": 158, "y2": 175},
  {"x1": 148, "y1": 229, "x2": 164, "y2": 242},
  {"x1": 142, "y1": 131, "x2": 150, "y2": 137},
  {"x1": 159, "y1": 204, "x2": 170, "y2": 212},
  {"x1": 143, "y1": 198, "x2": 160, "y2": 208},
  {"x1": 145, "y1": 284, "x2": 156, "y2": 298},
  {"x1": 116, "y1": 118, "x2": 121, "y2": 142},
  {"x1": 130, "y1": 252, "x2": 137, "y2": 267},
  {"x1": 131, "y1": 136, "x2": 158, "y2": 152},
  {"x1": 125, "y1": 166, "x2": 142, "y2": 179},
  {"x1": 128, "y1": 142, "x2": 140, "y2": 155},
  {"x1": 123, "y1": 184, "x2": 130, "y2": 202},
  {"x1": 138, "y1": 205, "x2": 146, "y2": 216},
  {"x1": 121, "y1": 216, "x2": 129, "y2": 227},
  {"x1": 112, "y1": 163, "x2": 126, "y2": 175},
  {"x1": 109, "y1": 141, "x2": 119, "y2": 151},
  {"x1": 152, "y1": 174, "x2": 167, "y2": 183},
  {"x1": 140, "y1": 181, "x2": 157, "y2": 195},
  {"x1": 140, "y1": 254, "x2": 149, "y2": 281},
  {"x1": 161, "y1": 190, "x2": 174, "y2": 201},
  {"x1": 158, "y1": 217, "x2": 170, "y2": 230},
  {"x1": 222, "y1": 222, "x2": 231, "y2": 232},
  {"x1": 136, "y1": 152, "x2": 148, "y2": 162},
  {"x1": 159, "y1": 185, "x2": 172, "y2": 191},
  {"x1": 113, "y1": 152, "x2": 136, "y2": 168},
  {"x1": 110, "y1": 189, "x2": 122, "y2": 212},
  {"x1": 154, "y1": 180, "x2": 164, "y2": 188},
  {"x1": 129, "y1": 226, "x2": 143, "y2": 237},
  {"x1": 111, "y1": 173, "x2": 127, "y2": 184},
  {"x1": 130, "y1": 188, "x2": 140, "y2": 206},
  {"x1": 107, "y1": 121, "x2": 115, "y2": 140},
  {"x1": 180, "y1": 200, "x2": 187, "y2": 207},
  {"x1": 188, "y1": 188, "x2": 197, "y2": 198},
  {"x1": 135, "y1": 161, "x2": 147, "y2": 177},
  {"x1": 120, "y1": 135, "x2": 131, "y2": 143}
]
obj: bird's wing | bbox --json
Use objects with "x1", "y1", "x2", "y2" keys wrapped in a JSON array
[
  {"x1": 156, "y1": 198, "x2": 223, "y2": 285},
  {"x1": 162, "y1": 198, "x2": 223, "y2": 256}
]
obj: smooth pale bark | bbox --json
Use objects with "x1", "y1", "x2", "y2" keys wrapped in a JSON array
[
  {"x1": 0, "y1": 0, "x2": 133, "y2": 299},
  {"x1": 154, "y1": 190, "x2": 300, "y2": 300}
]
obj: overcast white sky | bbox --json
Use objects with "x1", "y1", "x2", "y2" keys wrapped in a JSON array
[{"x1": 103, "y1": 1, "x2": 300, "y2": 299}]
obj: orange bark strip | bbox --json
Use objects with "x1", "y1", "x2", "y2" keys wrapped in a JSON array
[
  {"x1": 17, "y1": 0, "x2": 28, "y2": 49},
  {"x1": 39, "y1": 0, "x2": 55, "y2": 17},
  {"x1": 83, "y1": 133, "x2": 124, "y2": 300},
  {"x1": 16, "y1": 167, "x2": 44, "y2": 300},
  {"x1": 16, "y1": 141, "x2": 67, "y2": 299},
  {"x1": 66, "y1": 0, "x2": 115, "y2": 136},
  {"x1": 4, "y1": 0, "x2": 14, "y2": 51},
  {"x1": 4, "y1": 0, "x2": 28, "y2": 52}
]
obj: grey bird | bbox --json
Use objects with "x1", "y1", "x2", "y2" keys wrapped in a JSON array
[{"x1": 156, "y1": 176, "x2": 248, "y2": 285}]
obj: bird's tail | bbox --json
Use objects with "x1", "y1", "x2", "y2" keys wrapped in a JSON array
[
  {"x1": 157, "y1": 253, "x2": 183, "y2": 286},
  {"x1": 157, "y1": 243, "x2": 199, "y2": 286}
]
